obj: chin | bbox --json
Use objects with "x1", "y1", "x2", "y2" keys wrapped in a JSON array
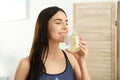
[
  {"x1": 58, "y1": 38, "x2": 65, "y2": 42},
  {"x1": 60, "y1": 39, "x2": 65, "y2": 42},
  {"x1": 61, "y1": 41, "x2": 64, "y2": 42}
]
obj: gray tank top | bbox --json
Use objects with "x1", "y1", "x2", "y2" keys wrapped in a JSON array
[{"x1": 40, "y1": 50, "x2": 75, "y2": 80}]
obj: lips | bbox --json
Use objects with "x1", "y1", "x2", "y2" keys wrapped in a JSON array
[{"x1": 59, "y1": 32, "x2": 67, "y2": 37}]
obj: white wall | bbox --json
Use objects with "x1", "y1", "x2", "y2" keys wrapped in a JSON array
[{"x1": 0, "y1": 0, "x2": 117, "y2": 79}]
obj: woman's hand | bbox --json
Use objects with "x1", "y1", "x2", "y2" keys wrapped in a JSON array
[
  {"x1": 66, "y1": 38, "x2": 91, "y2": 80},
  {"x1": 65, "y1": 38, "x2": 88, "y2": 62}
]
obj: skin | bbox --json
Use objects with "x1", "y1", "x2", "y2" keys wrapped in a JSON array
[{"x1": 14, "y1": 11, "x2": 91, "y2": 80}]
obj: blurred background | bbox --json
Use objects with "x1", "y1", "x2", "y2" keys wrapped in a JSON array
[{"x1": 0, "y1": 0, "x2": 119, "y2": 80}]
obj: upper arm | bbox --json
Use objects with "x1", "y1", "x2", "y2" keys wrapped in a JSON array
[
  {"x1": 73, "y1": 57, "x2": 82, "y2": 80},
  {"x1": 14, "y1": 57, "x2": 30, "y2": 80},
  {"x1": 65, "y1": 51, "x2": 82, "y2": 80}
]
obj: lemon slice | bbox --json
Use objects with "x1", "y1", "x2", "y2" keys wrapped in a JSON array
[{"x1": 69, "y1": 35, "x2": 80, "y2": 52}]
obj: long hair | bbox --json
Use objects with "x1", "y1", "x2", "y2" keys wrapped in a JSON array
[{"x1": 27, "y1": 6, "x2": 66, "y2": 80}]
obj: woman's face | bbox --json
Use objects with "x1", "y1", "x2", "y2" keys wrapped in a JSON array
[{"x1": 48, "y1": 11, "x2": 69, "y2": 42}]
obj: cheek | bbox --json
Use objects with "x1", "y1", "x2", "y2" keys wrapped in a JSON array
[
  {"x1": 48, "y1": 26, "x2": 59, "y2": 38},
  {"x1": 49, "y1": 25, "x2": 58, "y2": 33},
  {"x1": 48, "y1": 31, "x2": 58, "y2": 41},
  {"x1": 51, "y1": 28, "x2": 59, "y2": 37}
]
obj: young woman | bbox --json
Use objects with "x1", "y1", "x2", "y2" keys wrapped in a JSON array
[{"x1": 14, "y1": 6, "x2": 91, "y2": 80}]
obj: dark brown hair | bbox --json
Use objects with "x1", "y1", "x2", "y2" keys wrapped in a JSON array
[{"x1": 27, "y1": 6, "x2": 66, "y2": 80}]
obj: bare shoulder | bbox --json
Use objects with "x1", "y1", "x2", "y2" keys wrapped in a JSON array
[
  {"x1": 64, "y1": 51, "x2": 76, "y2": 60},
  {"x1": 19, "y1": 57, "x2": 30, "y2": 67},
  {"x1": 64, "y1": 51, "x2": 82, "y2": 80},
  {"x1": 14, "y1": 56, "x2": 30, "y2": 80},
  {"x1": 64, "y1": 50, "x2": 78, "y2": 68}
]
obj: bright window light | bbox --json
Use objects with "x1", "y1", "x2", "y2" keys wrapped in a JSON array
[{"x1": 0, "y1": 0, "x2": 28, "y2": 21}]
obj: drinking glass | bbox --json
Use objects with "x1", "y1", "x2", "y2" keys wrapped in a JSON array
[{"x1": 65, "y1": 30, "x2": 80, "y2": 53}]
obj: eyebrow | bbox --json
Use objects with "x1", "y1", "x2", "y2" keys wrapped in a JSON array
[{"x1": 54, "y1": 18, "x2": 68, "y2": 22}]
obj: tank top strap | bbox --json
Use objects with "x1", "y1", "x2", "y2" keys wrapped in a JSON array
[
  {"x1": 40, "y1": 50, "x2": 75, "y2": 80},
  {"x1": 61, "y1": 50, "x2": 68, "y2": 60}
]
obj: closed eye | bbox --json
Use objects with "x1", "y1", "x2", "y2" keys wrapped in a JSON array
[{"x1": 54, "y1": 18, "x2": 68, "y2": 25}]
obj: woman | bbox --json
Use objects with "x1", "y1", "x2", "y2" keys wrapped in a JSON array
[{"x1": 14, "y1": 6, "x2": 90, "y2": 80}]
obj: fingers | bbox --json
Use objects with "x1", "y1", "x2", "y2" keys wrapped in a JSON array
[
  {"x1": 79, "y1": 37, "x2": 88, "y2": 52},
  {"x1": 65, "y1": 37, "x2": 87, "y2": 54},
  {"x1": 80, "y1": 38, "x2": 86, "y2": 46},
  {"x1": 79, "y1": 37, "x2": 87, "y2": 46}
]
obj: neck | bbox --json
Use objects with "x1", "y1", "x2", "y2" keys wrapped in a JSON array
[{"x1": 48, "y1": 40, "x2": 61, "y2": 55}]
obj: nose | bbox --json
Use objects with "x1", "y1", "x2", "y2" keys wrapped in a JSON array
[
  {"x1": 62, "y1": 24, "x2": 69, "y2": 34},
  {"x1": 62, "y1": 23, "x2": 68, "y2": 30}
]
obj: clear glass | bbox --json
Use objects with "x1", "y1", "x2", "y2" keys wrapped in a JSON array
[{"x1": 65, "y1": 29, "x2": 80, "y2": 53}]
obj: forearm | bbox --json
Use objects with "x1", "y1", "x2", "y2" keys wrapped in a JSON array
[{"x1": 78, "y1": 60, "x2": 91, "y2": 80}]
